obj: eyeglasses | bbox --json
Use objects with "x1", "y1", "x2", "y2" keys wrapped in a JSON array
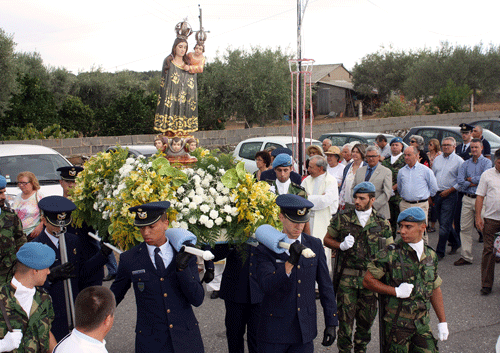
[
  {"x1": 410, "y1": 140, "x2": 416, "y2": 143},
  {"x1": 366, "y1": 155, "x2": 379, "y2": 158},
  {"x1": 17, "y1": 182, "x2": 30, "y2": 186},
  {"x1": 442, "y1": 144, "x2": 453, "y2": 147}
]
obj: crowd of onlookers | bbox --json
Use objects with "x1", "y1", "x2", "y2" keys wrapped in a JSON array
[{"x1": 255, "y1": 123, "x2": 500, "y2": 296}]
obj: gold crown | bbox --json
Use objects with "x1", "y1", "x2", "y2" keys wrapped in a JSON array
[{"x1": 175, "y1": 20, "x2": 193, "y2": 40}]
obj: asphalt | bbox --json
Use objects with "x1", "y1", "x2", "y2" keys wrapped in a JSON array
[{"x1": 104, "y1": 230, "x2": 500, "y2": 352}]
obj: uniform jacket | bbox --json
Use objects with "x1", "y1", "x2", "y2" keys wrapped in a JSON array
[
  {"x1": 0, "y1": 282, "x2": 54, "y2": 353},
  {"x1": 33, "y1": 230, "x2": 108, "y2": 341},
  {"x1": 213, "y1": 243, "x2": 263, "y2": 304},
  {"x1": 110, "y1": 242, "x2": 204, "y2": 353},
  {"x1": 260, "y1": 169, "x2": 302, "y2": 184},
  {"x1": 301, "y1": 173, "x2": 339, "y2": 241},
  {"x1": 353, "y1": 164, "x2": 393, "y2": 219},
  {"x1": 269, "y1": 180, "x2": 307, "y2": 197},
  {"x1": 455, "y1": 143, "x2": 472, "y2": 161},
  {"x1": 381, "y1": 154, "x2": 405, "y2": 202},
  {"x1": 255, "y1": 233, "x2": 338, "y2": 344},
  {"x1": 0, "y1": 207, "x2": 26, "y2": 284}
]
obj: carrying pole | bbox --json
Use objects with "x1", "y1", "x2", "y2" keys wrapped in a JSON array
[{"x1": 58, "y1": 229, "x2": 76, "y2": 330}]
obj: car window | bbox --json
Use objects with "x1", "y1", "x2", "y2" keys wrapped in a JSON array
[
  {"x1": 364, "y1": 138, "x2": 376, "y2": 145},
  {"x1": 263, "y1": 142, "x2": 285, "y2": 150},
  {"x1": 474, "y1": 121, "x2": 491, "y2": 131},
  {"x1": 238, "y1": 142, "x2": 263, "y2": 161},
  {"x1": 415, "y1": 129, "x2": 439, "y2": 146},
  {"x1": 0, "y1": 154, "x2": 70, "y2": 185},
  {"x1": 442, "y1": 130, "x2": 463, "y2": 144},
  {"x1": 490, "y1": 122, "x2": 500, "y2": 136},
  {"x1": 286, "y1": 141, "x2": 321, "y2": 151},
  {"x1": 328, "y1": 136, "x2": 349, "y2": 146},
  {"x1": 482, "y1": 130, "x2": 500, "y2": 150}
]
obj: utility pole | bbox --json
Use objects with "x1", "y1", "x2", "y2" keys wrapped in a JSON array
[{"x1": 297, "y1": 0, "x2": 304, "y2": 174}]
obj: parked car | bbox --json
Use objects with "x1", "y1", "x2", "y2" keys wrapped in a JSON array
[
  {"x1": 403, "y1": 126, "x2": 500, "y2": 154},
  {"x1": 0, "y1": 144, "x2": 72, "y2": 203},
  {"x1": 318, "y1": 132, "x2": 402, "y2": 147},
  {"x1": 106, "y1": 145, "x2": 158, "y2": 158},
  {"x1": 470, "y1": 119, "x2": 500, "y2": 137},
  {"x1": 233, "y1": 136, "x2": 322, "y2": 173}
]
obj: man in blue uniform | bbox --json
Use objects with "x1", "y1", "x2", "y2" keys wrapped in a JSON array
[
  {"x1": 33, "y1": 196, "x2": 110, "y2": 341},
  {"x1": 110, "y1": 201, "x2": 204, "y2": 353},
  {"x1": 255, "y1": 194, "x2": 338, "y2": 352}
]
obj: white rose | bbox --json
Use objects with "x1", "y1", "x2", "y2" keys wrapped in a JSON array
[
  {"x1": 187, "y1": 190, "x2": 196, "y2": 199},
  {"x1": 189, "y1": 216, "x2": 197, "y2": 224},
  {"x1": 231, "y1": 207, "x2": 239, "y2": 216},
  {"x1": 209, "y1": 187, "x2": 217, "y2": 195},
  {"x1": 180, "y1": 222, "x2": 188, "y2": 229},
  {"x1": 223, "y1": 205, "x2": 232, "y2": 213},
  {"x1": 206, "y1": 219, "x2": 214, "y2": 228},
  {"x1": 201, "y1": 179, "x2": 210, "y2": 188},
  {"x1": 196, "y1": 187, "x2": 204, "y2": 196},
  {"x1": 200, "y1": 204, "x2": 210, "y2": 213},
  {"x1": 193, "y1": 195, "x2": 203, "y2": 204},
  {"x1": 215, "y1": 196, "x2": 225, "y2": 206},
  {"x1": 200, "y1": 215, "x2": 209, "y2": 225},
  {"x1": 226, "y1": 215, "x2": 232, "y2": 222},
  {"x1": 193, "y1": 175, "x2": 201, "y2": 184},
  {"x1": 197, "y1": 169, "x2": 206, "y2": 177},
  {"x1": 205, "y1": 174, "x2": 213, "y2": 182},
  {"x1": 182, "y1": 197, "x2": 190, "y2": 205},
  {"x1": 222, "y1": 187, "x2": 230, "y2": 195},
  {"x1": 189, "y1": 202, "x2": 197, "y2": 209},
  {"x1": 216, "y1": 182, "x2": 224, "y2": 191},
  {"x1": 177, "y1": 186, "x2": 185, "y2": 194},
  {"x1": 125, "y1": 157, "x2": 135, "y2": 165},
  {"x1": 209, "y1": 210, "x2": 219, "y2": 219},
  {"x1": 181, "y1": 208, "x2": 190, "y2": 215},
  {"x1": 176, "y1": 213, "x2": 183, "y2": 221},
  {"x1": 219, "y1": 169, "x2": 225, "y2": 175},
  {"x1": 215, "y1": 217, "x2": 223, "y2": 225}
]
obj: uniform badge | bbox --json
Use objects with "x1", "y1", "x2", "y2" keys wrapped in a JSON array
[
  {"x1": 57, "y1": 212, "x2": 67, "y2": 220},
  {"x1": 73, "y1": 248, "x2": 77, "y2": 255},
  {"x1": 69, "y1": 169, "x2": 77, "y2": 176},
  {"x1": 137, "y1": 282, "x2": 145, "y2": 292},
  {"x1": 137, "y1": 210, "x2": 147, "y2": 219},
  {"x1": 297, "y1": 208, "x2": 306, "y2": 216}
]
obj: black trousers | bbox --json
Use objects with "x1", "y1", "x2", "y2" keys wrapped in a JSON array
[{"x1": 224, "y1": 300, "x2": 261, "y2": 353}]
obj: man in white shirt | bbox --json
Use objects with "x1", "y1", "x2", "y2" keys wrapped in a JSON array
[
  {"x1": 301, "y1": 155, "x2": 339, "y2": 272},
  {"x1": 53, "y1": 286, "x2": 115, "y2": 353},
  {"x1": 341, "y1": 144, "x2": 353, "y2": 166},
  {"x1": 475, "y1": 149, "x2": 500, "y2": 295}
]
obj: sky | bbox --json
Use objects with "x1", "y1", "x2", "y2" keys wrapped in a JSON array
[{"x1": 2, "y1": 0, "x2": 498, "y2": 74}]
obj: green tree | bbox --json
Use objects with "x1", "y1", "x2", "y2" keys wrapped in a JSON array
[
  {"x1": 428, "y1": 79, "x2": 471, "y2": 114},
  {"x1": 0, "y1": 29, "x2": 19, "y2": 118},
  {"x1": 58, "y1": 95, "x2": 95, "y2": 136}
]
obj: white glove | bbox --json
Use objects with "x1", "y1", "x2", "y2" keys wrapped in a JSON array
[
  {"x1": 0, "y1": 330, "x2": 23, "y2": 352},
  {"x1": 437, "y1": 322, "x2": 449, "y2": 341},
  {"x1": 395, "y1": 283, "x2": 414, "y2": 298},
  {"x1": 339, "y1": 235, "x2": 355, "y2": 251}
]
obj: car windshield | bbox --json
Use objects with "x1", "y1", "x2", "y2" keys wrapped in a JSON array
[
  {"x1": 483, "y1": 130, "x2": 500, "y2": 150},
  {"x1": 286, "y1": 141, "x2": 321, "y2": 150},
  {"x1": 0, "y1": 154, "x2": 71, "y2": 186}
]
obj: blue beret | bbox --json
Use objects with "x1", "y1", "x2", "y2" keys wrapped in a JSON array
[
  {"x1": 129, "y1": 201, "x2": 170, "y2": 227},
  {"x1": 390, "y1": 137, "x2": 403, "y2": 145},
  {"x1": 38, "y1": 196, "x2": 76, "y2": 227},
  {"x1": 459, "y1": 123, "x2": 474, "y2": 133},
  {"x1": 276, "y1": 194, "x2": 313, "y2": 223},
  {"x1": 17, "y1": 243, "x2": 56, "y2": 270},
  {"x1": 272, "y1": 153, "x2": 292, "y2": 169},
  {"x1": 353, "y1": 182, "x2": 376, "y2": 195},
  {"x1": 57, "y1": 166, "x2": 84, "y2": 181},
  {"x1": 0, "y1": 175, "x2": 6, "y2": 189},
  {"x1": 271, "y1": 148, "x2": 293, "y2": 157},
  {"x1": 397, "y1": 207, "x2": 426, "y2": 223}
]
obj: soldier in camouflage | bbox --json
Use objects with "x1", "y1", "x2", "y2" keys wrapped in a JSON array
[
  {"x1": 0, "y1": 175, "x2": 26, "y2": 285},
  {"x1": 267, "y1": 153, "x2": 307, "y2": 197},
  {"x1": 381, "y1": 137, "x2": 406, "y2": 238},
  {"x1": 0, "y1": 242, "x2": 56, "y2": 353},
  {"x1": 363, "y1": 207, "x2": 449, "y2": 353},
  {"x1": 324, "y1": 182, "x2": 393, "y2": 353}
]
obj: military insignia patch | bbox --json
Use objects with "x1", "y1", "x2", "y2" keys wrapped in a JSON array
[
  {"x1": 138, "y1": 211, "x2": 147, "y2": 219},
  {"x1": 297, "y1": 208, "x2": 306, "y2": 216},
  {"x1": 69, "y1": 169, "x2": 77, "y2": 176},
  {"x1": 138, "y1": 282, "x2": 145, "y2": 292},
  {"x1": 73, "y1": 248, "x2": 77, "y2": 255},
  {"x1": 57, "y1": 212, "x2": 67, "y2": 220}
]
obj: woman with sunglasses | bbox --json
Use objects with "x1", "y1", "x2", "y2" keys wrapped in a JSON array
[
  {"x1": 11, "y1": 171, "x2": 44, "y2": 241},
  {"x1": 409, "y1": 135, "x2": 430, "y2": 167}
]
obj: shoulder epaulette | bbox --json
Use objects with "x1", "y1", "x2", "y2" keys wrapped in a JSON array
[
  {"x1": 425, "y1": 244, "x2": 436, "y2": 252},
  {"x1": 291, "y1": 182, "x2": 306, "y2": 191}
]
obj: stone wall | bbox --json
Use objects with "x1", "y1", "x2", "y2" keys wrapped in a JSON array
[{"x1": 2, "y1": 110, "x2": 499, "y2": 158}]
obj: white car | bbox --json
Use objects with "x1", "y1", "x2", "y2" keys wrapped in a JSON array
[
  {"x1": 0, "y1": 144, "x2": 72, "y2": 204},
  {"x1": 233, "y1": 136, "x2": 322, "y2": 174}
]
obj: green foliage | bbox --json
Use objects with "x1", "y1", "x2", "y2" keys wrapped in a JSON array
[
  {"x1": 59, "y1": 95, "x2": 95, "y2": 136},
  {"x1": 375, "y1": 97, "x2": 414, "y2": 118},
  {"x1": 428, "y1": 79, "x2": 471, "y2": 114},
  {"x1": 0, "y1": 29, "x2": 18, "y2": 118},
  {"x1": 1, "y1": 123, "x2": 79, "y2": 140}
]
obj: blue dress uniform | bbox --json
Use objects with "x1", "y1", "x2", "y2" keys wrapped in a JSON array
[
  {"x1": 33, "y1": 196, "x2": 108, "y2": 341},
  {"x1": 255, "y1": 194, "x2": 338, "y2": 352},
  {"x1": 110, "y1": 201, "x2": 204, "y2": 353},
  {"x1": 212, "y1": 243, "x2": 263, "y2": 353}
]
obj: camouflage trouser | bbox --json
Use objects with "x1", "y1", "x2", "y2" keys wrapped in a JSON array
[
  {"x1": 384, "y1": 312, "x2": 438, "y2": 353},
  {"x1": 389, "y1": 197, "x2": 401, "y2": 239},
  {"x1": 337, "y1": 276, "x2": 377, "y2": 353}
]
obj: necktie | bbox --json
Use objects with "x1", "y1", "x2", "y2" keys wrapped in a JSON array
[
  {"x1": 365, "y1": 167, "x2": 373, "y2": 181},
  {"x1": 154, "y1": 248, "x2": 166, "y2": 276},
  {"x1": 463, "y1": 144, "x2": 466, "y2": 153}
]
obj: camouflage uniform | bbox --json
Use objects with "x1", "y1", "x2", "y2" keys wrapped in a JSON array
[
  {"x1": 367, "y1": 238, "x2": 442, "y2": 353},
  {"x1": 327, "y1": 208, "x2": 393, "y2": 353},
  {"x1": 0, "y1": 207, "x2": 26, "y2": 285},
  {"x1": 382, "y1": 154, "x2": 406, "y2": 238},
  {"x1": 0, "y1": 283, "x2": 54, "y2": 353},
  {"x1": 269, "y1": 180, "x2": 307, "y2": 197}
]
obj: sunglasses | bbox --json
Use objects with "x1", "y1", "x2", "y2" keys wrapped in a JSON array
[
  {"x1": 410, "y1": 140, "x2": 416, "y2": 143},
  {"x1": 17, "y1": 182, "x2": 30, "y2": 186}
]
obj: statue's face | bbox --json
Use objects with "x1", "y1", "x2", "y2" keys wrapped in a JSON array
[
  {"x1": 175, "y1": 42, "x2": 187, "y2": 57},
  {"x1": 171, "y1": 140, "x2": 182, "y2": 152},
  {"x1": 188, "y1": 142, "x2": 197, "y2": 152},
  {"x1": 194, "y1": 45, "x2": 203, "y2": 55}
]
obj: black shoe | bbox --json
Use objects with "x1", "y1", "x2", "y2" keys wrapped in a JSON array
[
  {"x1": 480, "y1": 287, "x2": 492, "y2": 295},
  {"x1": 437, "y1": 254, "x2": 444, "y2": 261},
  {"x1": 448, "y1": 246, "x2": 461, "y2": 255},
  {"x1": 454, "y1": 258, "x2": 472, "y2": 266},
  {"x1": 103, "y1": 274, "x2": 116, "y2": 282},
  {"x1": 210, "y1": 291, "x2": 220, "y2": 299}
]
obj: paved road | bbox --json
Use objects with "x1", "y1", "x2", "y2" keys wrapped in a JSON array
[{"x1": 104, "y1": 232, "x2": 500, "y2": 352}]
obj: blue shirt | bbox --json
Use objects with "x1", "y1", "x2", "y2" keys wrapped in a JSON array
[
  {"x1": 432, "y1": 152, "x2": 463, "y2": 191},
  {"x1": 365, "y1": 164, "x2": 378, "y2": 180},
  {"x1": 397, "y1": 162, "x2": 438, "y2": 201},
  {"x1": 457, "y1": 155, "x2": 492, "y2": 194}
]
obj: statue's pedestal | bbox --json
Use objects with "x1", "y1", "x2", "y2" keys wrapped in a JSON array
[{"x1": 166, "y1": 155, "x2": 198, "y2": 167}]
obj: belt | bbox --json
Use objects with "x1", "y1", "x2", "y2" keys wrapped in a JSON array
[
  {"x1": 465, "y1": 193, "x2": 477, "y2": 199},
  {"x1": 403, "y1": 199, "x2": 428, "y2": 204},
  {"x1": 341, "y1": 268, "x2": 366, "y2": 277},
  {"x1": 387, "y1": 308, "x2": 427, "y2": 320}
]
